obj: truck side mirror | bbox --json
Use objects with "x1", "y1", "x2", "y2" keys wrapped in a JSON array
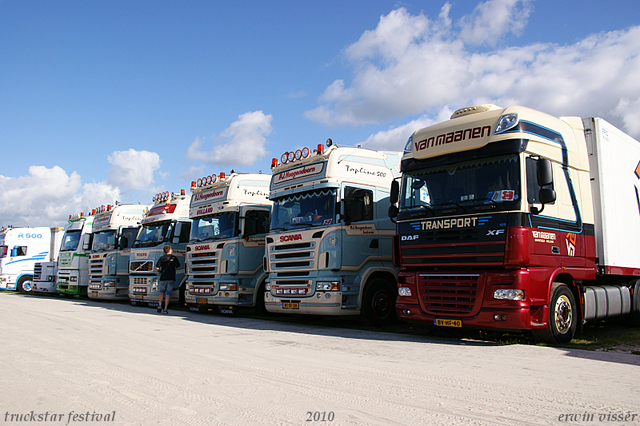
[
  {"x1": 119, "y1": 236, "x2": 128, "y2": 250},
  {"x1": 389, "y1": 179, "x2": 400, "y2": 221},
  {"x1": 388, "y1": 205, "x2": 398, "y2": 219},
  {"x1": 539, "y1": 188, "x2": 556, "y2": 204},
  {"x1": 537, "y1": 158, "x2": 554, "y2": 187},
  {"x1": 531, "y1": 158, "x2": 556, "y2": 214},
  {"x1": 390, "y1": 180, "x2": 399, "y2": 204}
]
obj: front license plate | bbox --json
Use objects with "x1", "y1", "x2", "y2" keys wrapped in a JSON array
[
  {"x1": 135, "y1": 294, "x2": 143, "y2": 299},
  {"x1": 282, "y1": 302, "x2": 299, "y2": 309},
  {"x1": 434, "y1": 318, "x2": 462, "y2": 327},
  {"x1": 92, "y1": 292, "x2": 98, "y2": 297},
  {"x1": 196, "y1": 298, "x2": 207, "y2": 304}
]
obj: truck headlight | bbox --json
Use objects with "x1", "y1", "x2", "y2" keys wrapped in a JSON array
[
  {"x1": 398, "y1": 287, "x2": 412, "y2": 297},
  {"x1": 219, "y1": 283, "x2": 237, "y2": 291},
  {"x1": 494, "y1": 113, "x2": 519, "y2": 134},
  {"x1": 493, "y1": 289, "x2": 525, "y2": 300},
  {"x1": 316, "y1": 281, "x2": 339, "y2": 291},
  {"x1": 104, "y1": 282, "x2": 115, "y2": 287},
  {"x1": 70, "y1": 276, "x2": 78, "y2": 282}
]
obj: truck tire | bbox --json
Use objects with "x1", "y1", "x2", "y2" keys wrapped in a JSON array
[
  {"x1": 625, "y1": 279, "x2": 640, "y2": 326},
  {"x1": 533, "y1": 283, "x2": 577, "y2": 344},
  {"x1": 17, "y1": 276, "x2": 33, "y2": 293},
  {"x1": 360, "y1": 278, "x2": 397, "y2": 327},
  {"x1": 254, "y1": 281, "x2": 267, "y2": 315}
]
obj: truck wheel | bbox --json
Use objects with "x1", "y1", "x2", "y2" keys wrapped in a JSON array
[
  {"x1": 534, "y1": 283, "x2": 577, "y2": 344},
  {"x1": 625, "y1": 279, "x2": 640, "y2": 326},
  {"x1": 254, "y1": 281, "x2": 267, "y2": 315},
  {"x1": 360, "y1": 278, "x2": 397, "y2": 327},
  {"x1": 17, "y1": 276, "x2": 33, "y2": 293}
]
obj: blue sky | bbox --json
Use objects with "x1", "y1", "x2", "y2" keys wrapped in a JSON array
[{"x1": 1, "y1": 0, "x2": 640, "y2": 227}]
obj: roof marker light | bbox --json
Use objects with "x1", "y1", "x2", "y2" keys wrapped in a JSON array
[{"x1": 281, "y1": 152, "x2": 288, "y2": 164}]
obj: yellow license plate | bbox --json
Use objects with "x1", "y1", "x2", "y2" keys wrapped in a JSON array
[
  {"x1": 135, "y1": 294, "x2": 143, "y2": 299},
  {"x1": 435, "y1": 318, "x2": 462, "y2": 327},
  {"x1": 92, "y1": 292, "x2": 98, "y2": 297},
  {"x1": 196, "y1": 298, "x2": 207, "y2": 304},
  {"x1": 283, "y1": 302, "x2": 299, "y2": 309}
]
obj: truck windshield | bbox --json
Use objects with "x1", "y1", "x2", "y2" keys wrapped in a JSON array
[
  {"x1": 190, "y1": 212, "x2": 238, "y2": 241},
  {"x1": 400, "y1": 154, "x2": 521, "y2": 215},
  {"x1": 92, "y1": 230, "x2": 117, "y2": 252},
  {"x1": 270, "y1": 189, "x2": 336, "y2": 231},
  {"x1": 60, "y1": 230, "x2": 82, "y2": 252},
  {"x1": 133, "y1": 222, "x2": 173, "y2": 248},
  {"x1": 0, "y1": 246, "x2": 7, "y2": 258}
]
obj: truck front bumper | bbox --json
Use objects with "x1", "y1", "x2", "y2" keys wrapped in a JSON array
[
  {"x1": 265, "y1": 291, "x2": 357, "y2": 315},
  {"x1": 396, "y1": 302, "x2": 549, "y2": 332}
]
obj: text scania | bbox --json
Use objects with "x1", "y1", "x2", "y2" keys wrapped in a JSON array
[
  {"x1": 195, "y1": 245, "x2": 210, "y2": 251},
  {"x1": 414, "y1": 125, "x2": 491, "y2": 151},
  {"x1": 280, "y1": 234, "x2": 303, "y2": 242},
  {"x1": 421, "y1": 217, "x2": 478, "y2": 230}
]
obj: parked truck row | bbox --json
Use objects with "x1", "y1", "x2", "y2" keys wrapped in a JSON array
[{"x1": 3, "y1": 104, "x2": 640, "y2": 343}]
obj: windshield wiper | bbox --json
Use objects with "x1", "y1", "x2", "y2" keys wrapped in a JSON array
[
  {"x1": 428, "y1": 202, "x2": 468, "y2": 214},
  {"x1": 415, "y1": 205, "x2": 435, "y2": 215}
]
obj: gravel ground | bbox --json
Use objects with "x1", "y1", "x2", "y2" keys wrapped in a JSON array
[{"x1": 1, "y1": 293, "x2": 639, "y2": 425}]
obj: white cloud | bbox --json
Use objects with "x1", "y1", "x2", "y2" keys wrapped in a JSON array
[
  {"x1": 186, "y1": 111, "x2": 273, "y2": 166},
  {"x1": 361, "y1": 108, "x2": 455, "y2": 152},
  {"x1": 306, "y1": 1, "x2": 640, "y2": 143},
  {"x1": 287, "y1": 90, "x2": 307, "y2": 99},
  {"x1": 107, "y1": 149, "x2": 161, "y2": 191},
  {"x1": 0, "y1": 166, "x2": 121, "y2": 227},
  {"x1": 458, "y1": 0, "x2": 532, "y2": 46}
]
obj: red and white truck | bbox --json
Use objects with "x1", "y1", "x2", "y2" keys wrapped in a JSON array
[{"x1": 390, "y1": 104, "x2": 640, "y2": 343}]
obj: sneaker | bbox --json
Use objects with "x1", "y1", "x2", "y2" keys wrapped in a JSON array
[
  {"x1": 157, "y1": 307, "x2": 162, "y2": 313},
  {"x1": 163, "y1": 309, "x2": 169, "y2": 314}
]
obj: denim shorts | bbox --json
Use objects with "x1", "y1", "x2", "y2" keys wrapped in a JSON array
[{"x1": 158, "y1": 280, "x2": 175, "y2": 296}]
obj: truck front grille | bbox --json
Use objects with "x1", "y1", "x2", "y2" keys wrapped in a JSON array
[
  {"x1": 34, "y1": 263, "x2": 43, "y2": 280},
  {"x1": 269, "y1": 242, "x2": 315, "y2": 271},
  {"x1": 131, "y1": 277, "x2": 151, "y2": 285},
  {"x1": 89, "y1": 257, "x2": 104, "y2": 285},
  {"x1": 401, "y1": 227, "x2": 506, "y2": 266},
  {"x1": 130, "y1": 260, "x2": 153, "y2": 273},
  {"x1": 188, "y1": 251, "x2": 219, "y2": 276},
  {"x1": 418, "y1": 273, "x2": 480, "y2": 316}
]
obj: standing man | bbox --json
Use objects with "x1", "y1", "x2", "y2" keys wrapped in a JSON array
[{"x1": 156, "y1": 245, "x2": 181, "y2": 314}]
